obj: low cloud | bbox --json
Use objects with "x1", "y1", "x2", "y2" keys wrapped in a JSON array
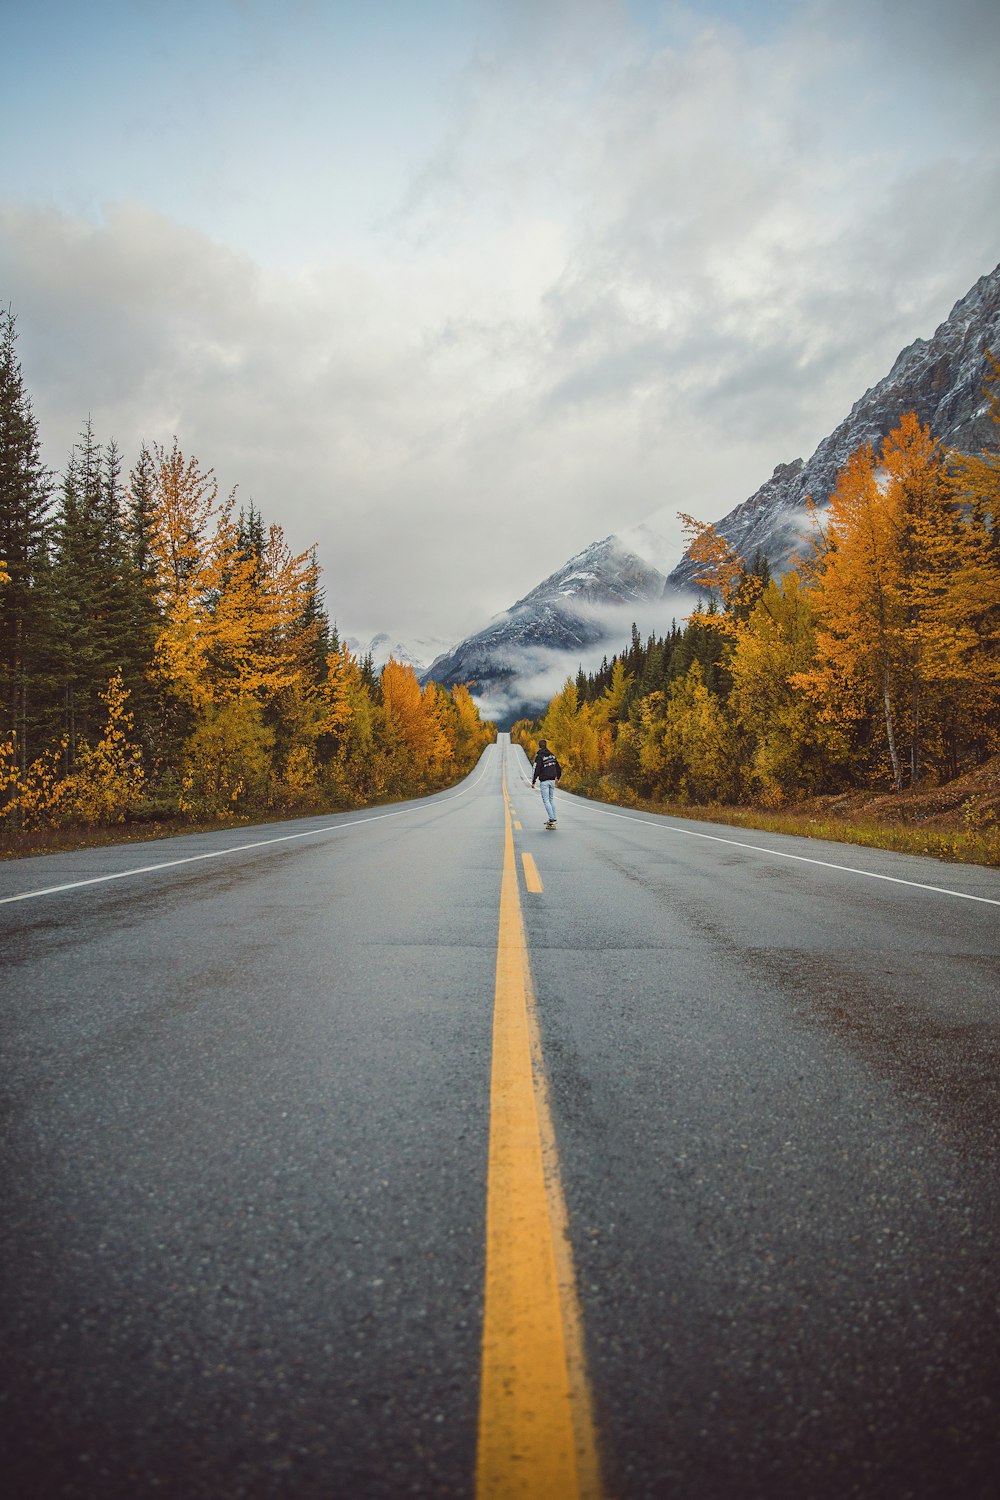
[{"x1": 465, "y1": 589, "x2": 699, "y2": 724}]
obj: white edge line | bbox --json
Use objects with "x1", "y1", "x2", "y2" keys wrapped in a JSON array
[
  {"x1": 567, "y1": 799, "x2": 1000, "y2": 907},
  {"x1": 0, "y1": 747, "x2": 498, "y2": 906}
]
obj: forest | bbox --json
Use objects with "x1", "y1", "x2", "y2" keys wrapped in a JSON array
[
  {"x1": 0, "y1": 309, "x2": 494, "y2": 841},
  {"x1": 515, "y1": 366, "x2": 1000, "y2": 823}
]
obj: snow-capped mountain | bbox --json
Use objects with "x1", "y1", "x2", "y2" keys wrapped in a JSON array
[
  {"x1": 667, "y1": 263, "x2": 1000, "y2": 587},
  {"x1": 422, "y1": 537, "x2": 691, "y2": 724},
  {"x1": 425, "y1": 262, "x2": 1000, "y2": 725},
  {"x1": 343, "y1": 631, "x2": 452, "y2": 676}
]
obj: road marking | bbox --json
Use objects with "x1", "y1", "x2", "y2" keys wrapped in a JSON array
[
  {"x1": 0, "y1": 750, "x2": 497, "y2": 906},
  {"x1": 521, "y1": 853, "x2": 543, "y2": 893},
  {"x1": 569, "y1": 801, "x2": 1000, "y2": 908},
  {"x1": 477, "y1": 760, "x2": 601, "y2": 1500},
  {"x1": 513, "y1": 820, "x2": 522, "y2": 831}
]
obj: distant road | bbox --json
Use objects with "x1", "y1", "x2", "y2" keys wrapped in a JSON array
[{"x1": 2, "y1": 736, "x2": 997, "y2": 1498}]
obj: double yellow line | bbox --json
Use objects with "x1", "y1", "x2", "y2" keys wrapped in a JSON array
[{"x1": 476, "y1": 759, "x2": 603, "y2": 1499}]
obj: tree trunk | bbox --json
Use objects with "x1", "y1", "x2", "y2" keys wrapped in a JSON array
[
  {"x1": 883, "y1": 669, "x2": 903, "y2": 792},
  {"x1": 910, "y1": 678, "x2": 921, "y2": 788}
]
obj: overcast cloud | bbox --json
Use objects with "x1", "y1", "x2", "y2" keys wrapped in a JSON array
[{"x1": 2, "y1": 0, "x2": 999, "y2": 651}]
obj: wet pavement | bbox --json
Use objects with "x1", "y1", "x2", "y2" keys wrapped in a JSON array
[{"x1": 2, "y1": 740, "x2": 998, "y2": 1497}]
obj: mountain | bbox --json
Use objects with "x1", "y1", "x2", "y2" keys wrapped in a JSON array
[
  {"x1": 426, "y1": 263, "x2": 1000, "y2": 725},
  {"x1": 666, "y1": 263, "x2": 1000, "y2": 587},
  {"x1": 344, "y1": 631, "x2": 452, "y2": 675},
  {"x1": 422, "y1": 537, "x2": 685, "y2": 724}
]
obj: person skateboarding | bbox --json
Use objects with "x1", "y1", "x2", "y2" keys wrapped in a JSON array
[{"x1": 531, "y1": 738, "x2": 562, "y2": 828}]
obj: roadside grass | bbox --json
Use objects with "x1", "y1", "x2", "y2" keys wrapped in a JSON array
[
  {"x1": 0, "y1": 771, "x2": 476, "y2": 862},
  {"x1": 563, "y1": 753, "x2": 1000, "y2": 868},
  {"x1": 0, "y1": 814, "x2": 261, "y2": 861},
  {"x1": 619, "y1": 796, "x2": 1000, "y2": 868},
  {"x1": 6, "y1": 764, "x2": 999, "y2": 869}
]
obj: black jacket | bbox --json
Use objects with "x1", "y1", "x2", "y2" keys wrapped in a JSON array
[{"x1": 532, "y1": 749, "x2": 562, "y2": 784}]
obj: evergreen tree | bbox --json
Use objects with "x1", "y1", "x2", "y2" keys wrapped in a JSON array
[
  {"x1": 98, "y1": 437, "x2": 149, "y2": 698},
  {"x1": 51, "y1": 419, "x2": 140, "y2": 753},
  {"x1": 294, "y1": 548, "x2": 332, "y2": 686},
  {"x1": 237, "y1": 501, "x2": 266, "y2": 567},
  {"x1": 0, "y1": 307, "x2": 54, "y2": 764},
  {"x1": 126, "y1": 444, "x2": 157, "y2": 582}
]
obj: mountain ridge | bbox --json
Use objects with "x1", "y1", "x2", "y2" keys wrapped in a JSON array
[
  {"x1": 667, "y1": 264, "x2": 1000, "y2": 586},
  {"x1": 425, "y1": 263, "x2": 1000, "y2": 724}
]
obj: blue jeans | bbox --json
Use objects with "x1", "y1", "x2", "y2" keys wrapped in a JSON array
[{"x1": 539, "y1": 780, "x2": 557, "y2": 822}]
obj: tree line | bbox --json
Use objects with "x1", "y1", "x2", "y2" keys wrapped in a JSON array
[
  {"x1": 0, "y1": 308, "x2": 493, "y2": 834},
  {"x1": 515, "y1": 373, "x2": 1000, "y2": 809}
]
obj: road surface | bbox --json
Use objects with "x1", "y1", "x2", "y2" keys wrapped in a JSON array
[{"x1": 2, "y1": 736, "x2": 997, "y2": 1498}]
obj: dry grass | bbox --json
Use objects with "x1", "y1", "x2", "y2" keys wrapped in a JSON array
[
  {"x1": 594, "y1": 755, "x2": 1000, "y2": 868},
  {"x1": 0, "y1": 805, "x2": 346, "y2": 862},
  {"x1": 5, "y1": 759, "x2": 999, "y2": 868}
]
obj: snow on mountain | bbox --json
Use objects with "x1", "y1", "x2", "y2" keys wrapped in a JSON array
[
  {"x1": 343, "y1": 631, "x2": 453, "y2": 675},
  {"x1": 428, "y1": 262, "x2": 1000, "y2": 726},
  {"x1": 666, "y1": 262, "x2": 1000, "y2": 587},
  {"x1": 422, "y1": 535, "x2": 695, "y2": 725}
]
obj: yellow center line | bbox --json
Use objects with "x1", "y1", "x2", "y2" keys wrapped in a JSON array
[
  {"x1": 521, "y1": 853, "x2": 543, "y2": 893},
  {"x1": 476, "y1": 758, "x2": 602, "y2": 1500}
]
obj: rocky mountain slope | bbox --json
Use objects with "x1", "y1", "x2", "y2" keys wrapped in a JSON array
[
  {"x1": 667, "y1": 263, "x2": 1000, "y2": 586},
  {"x1": 426, "y1": 262, "x2": 1000, "y2": 723},
  {"x1": 422, "y1": 537, "x2": 677, "y2": 721},
  {"x1": 344, "y1": 631, "x2": 452, "y2": 676}
]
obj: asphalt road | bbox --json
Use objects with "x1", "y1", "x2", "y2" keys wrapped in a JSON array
[{"x1": 2, "y1": 736, "x2": 998, "y2": 1498}]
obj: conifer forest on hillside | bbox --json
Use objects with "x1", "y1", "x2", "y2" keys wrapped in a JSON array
[
  {"x1": 515, "y1": 368, "x2": 1000, "y2": 862},
  {"x1": 3, "y1": 300, "x2": 999, "y2": 860},
  {"x1": 0, "y1": 308, "x2": 493, "y2": 846}
]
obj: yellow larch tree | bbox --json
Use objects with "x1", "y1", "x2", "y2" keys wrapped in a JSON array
[
  {"x1": 381, "y1": 659, "x2": 451, "y2": 792},
  {"x1": 728, "y1": 572, "x2": 850, "y2": 800},
  {"x1": 798, "y1": 410, "x2": 997, "y2": 787},
  {"x1": 319, "y1": 644, "x2": 385, "y2": 804},
  {"x1": 207, "y1": 500, "x2": 315, "y2": 708},
  {"x1": 448, "y1": 682, "x2": 494, "y2": 771},
  {"x1": 657, "y1": 660, "x2": 737, "y2": 803},
  {"x1": 678, "y1": 513, "x2": 761, "y2": 624},
  {"x1": 147, "y1": 440, "x2": 220, "y2": 710},
  {"x1": 793, "y1": 437, "x2": 909, "y2": 789}
]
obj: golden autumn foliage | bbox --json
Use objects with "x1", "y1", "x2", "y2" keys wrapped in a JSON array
[
  {"x1": 66, "y1": 673, "x2": 147, "y2": 824},
  {"x1": 728, "y1": 573, "x2": 850, "y2": 800},
  {"x1": 795, "y1": 411, "x2": 1000, "y2": 787},
  {"x1": 679, "y1": 512, "x2": 764, "y2": 625},
  {"x1": 179, "y1": 700, "x2": 274, "y2": 816},
  {"x1": 147, "y1": 444, "x2": 318, "y2": 717},
  {"x1": 635, "y1": 663, "x2": 739, "y2": 803},
  {"x1": 381, "y1": 660, "x2": 450, "y2": 787},
  {"x1": 528, "y1": 389, "x2": 999, "y2": 813},
  {"x1": 1, "y1": 429, "x2": 494, "y2": 836},
  {"x1": 0, "y1": 736, "x2": 74, "y2": 828},
  {"x1": 0, "y1": 309, "x2": 496, "y2": 838},
  {"x1": 0, "y1": 673, "x2": 145, "y2": 827}
]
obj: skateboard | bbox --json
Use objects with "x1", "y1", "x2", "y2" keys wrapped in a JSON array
[{"x1": 544, "y1": 820, "x2": 557, "y2": 830}]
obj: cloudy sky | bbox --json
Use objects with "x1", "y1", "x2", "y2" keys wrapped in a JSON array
[{"x1": 3, "y1": 0, "x2": 999, "y2": 654}]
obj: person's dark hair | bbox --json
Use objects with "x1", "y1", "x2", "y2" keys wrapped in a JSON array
[{"x1": 538, "y1": 738, "x2": 547, "y2": 749}]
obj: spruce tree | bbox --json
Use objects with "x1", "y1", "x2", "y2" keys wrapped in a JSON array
[
  {"x1": 295, "y1": 548, "x2": 332, "y2": 685},
  {"x1": 123, "y1": 444, "x2": 163, "y2": 752},
  {"x1": 51, "y1": 425, "x2": 105, "y2": 752},
  {"x1": 0, "y1": 307, "x2": 54, "y2": 764}
]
